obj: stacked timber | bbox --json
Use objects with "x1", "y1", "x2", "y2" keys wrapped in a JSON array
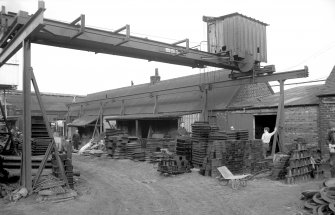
[
  {"x1": 125, "y1": 137, "x2": 142, "y2": 160},
  {"x1": 191, "y1": 121, "x2": 211, "y2": 167},
  {"x1": 113, "y1": 136, "x2": 130, "y2": 159},
  {"x1": 105, "y1": 129, "x2": 127, "y2": 137},
  {"x1": 104, "y1": 129, "x2": 127, "y2": 158}
]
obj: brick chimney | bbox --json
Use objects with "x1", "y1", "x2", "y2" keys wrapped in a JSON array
[{"x1": 150, "y1": 68, "x2": 161, "y2": 84}]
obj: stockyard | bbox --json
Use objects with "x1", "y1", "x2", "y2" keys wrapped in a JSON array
[{"x1": 0, "y1": 1, "x2": 335, "y2": 215}]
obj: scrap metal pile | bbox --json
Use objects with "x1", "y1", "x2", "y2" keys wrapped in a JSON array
[
  {"x1": 146, "y1": 138, "x2": 175, "y2": 162},
  {"x1": 301, "y1": 178, "x2": 335, "y2": 214},
  {"x1": 157, "y1": 152, "x2": 191, "y2": 175},
  {"x1": 175, "y1": 136, "x2": 192, "y2": 163}
]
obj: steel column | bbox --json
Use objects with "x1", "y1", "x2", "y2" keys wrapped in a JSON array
[
  {"x1": 135, "y1": 120, "x2": 139, "y2": 137},
  {"x1": 21, "y1": 39, "x2": 32, "y2": 192},
  {"x1": 100, "y1": 102, "x2": 103, "y2": 134}
]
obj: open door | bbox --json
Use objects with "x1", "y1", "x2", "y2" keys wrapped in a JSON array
[{"x1": 227, "y1": 113, "x2": 254, "y2": 140}]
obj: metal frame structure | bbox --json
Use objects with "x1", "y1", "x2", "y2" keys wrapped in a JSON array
[{"x1": 0, "y1": 1, "x2": 309, "y2": 192}]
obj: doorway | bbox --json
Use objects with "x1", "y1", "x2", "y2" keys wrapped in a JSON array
[{"x1": 254, "y1": 114, "x2": 278, "y2": 153}]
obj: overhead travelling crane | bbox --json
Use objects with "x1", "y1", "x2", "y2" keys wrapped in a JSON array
[{"x1": 0, "y1": 1, "x2": 308, "y2": 193}]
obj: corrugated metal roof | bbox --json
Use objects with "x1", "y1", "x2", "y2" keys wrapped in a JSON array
[
  {"x1": 203, "y1": 13, "x2": 269, "y2": 26},
  {"x1": 68, "y1": 115, "x2": 98, "y2": 127},
  {"x1": 5, "y1": 91, "x2": 85, "y2": 112},
  {"x1": 229, "y1": 85, "x2": 323, "y2": 108},
  {"x1": 70, "y1": 70, "x2": 241, "y2": 116},
  {"x1": 85, "y1": 70, "x2": 231, "y2": 101},
  {"x1": 105, "y1": 112, "x2": 198, "y2": 120}
]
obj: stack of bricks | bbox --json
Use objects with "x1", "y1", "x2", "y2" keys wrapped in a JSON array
[{"x1": 52, "y1": 154, "x2": 74, "y2": 188}]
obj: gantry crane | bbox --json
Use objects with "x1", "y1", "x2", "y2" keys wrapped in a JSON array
[{"x1": 0, "y1": 1, "x2": 308, "y2": 192}]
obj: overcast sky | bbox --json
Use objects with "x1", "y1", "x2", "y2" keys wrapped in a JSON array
[{"x1": 1, "y1": 0, "x2": 335, "y2": 95}]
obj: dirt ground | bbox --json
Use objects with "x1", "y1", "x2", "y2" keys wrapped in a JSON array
[{"x1": 0, "y1": 154, "x2": 323, "y2": 215}]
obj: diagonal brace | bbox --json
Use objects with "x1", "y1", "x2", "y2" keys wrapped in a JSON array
[
  {"x1": 70, "y1": 14, "x2": 85, "y2": 40},
  {"x1": 30, "y1": 67, "x2": 69, "y2": 189}
]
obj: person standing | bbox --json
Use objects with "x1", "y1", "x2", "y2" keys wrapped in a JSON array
[
  {"x1": 177, "y1": 122, "x2": 189, "y2": 136},
  {"x1": 72, "y1": 129, "x2": 80, "y2": 150},
  {"x1": 261, "y1": 127, "x2": 277, "y2": 158}
]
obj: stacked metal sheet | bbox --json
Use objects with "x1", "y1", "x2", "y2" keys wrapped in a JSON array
[
  {"x1": 32, "y1": 138, "x2": 52, "y2": 156},
  {"x1": 191, "y1": 121, "x2": 211, "y2": 167},
  {"x1": 176, "y1": 136, "x2": 192, "y2": 162},
  {"x1": 0, "y1": 155, "x2": 52, "y2": 169},
  {"x1": 31, "y1": 117, "x2": 51, "y2": 156}
]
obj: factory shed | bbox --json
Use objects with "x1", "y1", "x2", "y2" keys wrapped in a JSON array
[{"x1": 68, "y1": 69, "x2": 273, "y2": 138}]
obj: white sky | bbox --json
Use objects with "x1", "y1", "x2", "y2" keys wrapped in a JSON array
[{"x1": 1, "y1": 0, "x2": 335, "y2": 95}]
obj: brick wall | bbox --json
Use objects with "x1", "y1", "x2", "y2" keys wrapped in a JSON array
[
  {"x1": 284, "y1": 106, "x2": 318, "y2": 148},
  {"x1": 230, "y1": 83, "x2": 273, "y2": 105},
  {"x1": 318, "y1": 96, "x2": 335, "y2": 156},
  {"x1": 213, "y1": 105, "x2": 319, "y2": 148}
]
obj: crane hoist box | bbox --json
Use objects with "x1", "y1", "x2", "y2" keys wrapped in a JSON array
[{"x1": 203, "y1": 13, "x2": 268, "y2": 64}]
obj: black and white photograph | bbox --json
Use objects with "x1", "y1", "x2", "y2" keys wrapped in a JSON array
[{"x1": 0, "y1": 0, "x2": 335, "y2": 214}]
